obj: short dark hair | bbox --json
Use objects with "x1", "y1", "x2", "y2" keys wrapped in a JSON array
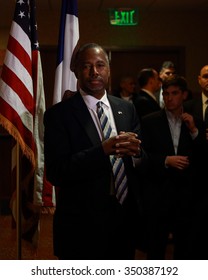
[
  {"x1": 162, "y1": 75, "x2": 187, "y2": 92},
  {"x1": 137, "y1": 68, "x2": 156, "y2": 88},
  {"x1": 160, "y1": 61, "x2": 175, "y2": 71}
]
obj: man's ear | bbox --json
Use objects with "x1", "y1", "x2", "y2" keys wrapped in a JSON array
[{"x1": 108, "y1": 69, "x2": 111, "y2": 78}]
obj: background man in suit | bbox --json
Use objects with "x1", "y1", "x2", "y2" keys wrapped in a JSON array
[
  {"x1": 141, "y1": 75, "x2": 204, "y2": 259},
  {"x1": 156, "y1": 61, "x2": 176, "y2": 108},
  {"x1": 113, "y1": 75, "x2": 137, "y2": 103},
  {"x1": 183, "y1": 65, "x2": 208, "y2": 259},
  {"x1": 135, "y1": 68, "x2": 161, "y2": 120},
  {"x1": 184, "y1": 65, "x2": 208, "y2": 139},
  {"x1": 44, "y1": 43, "x2": 146, "y2": 260}
]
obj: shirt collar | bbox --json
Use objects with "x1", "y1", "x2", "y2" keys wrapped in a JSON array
[
  {"x1": 141, "y1": 88, "x2": 156, "y2": 101},
  {"x1": 80, "y1": 89, "x2": 109, "y2": 110},
  {"x1": 165, "y1": 109, "x2": 182, "y2": 122},
  {"x1": 202, "y1": 92, "x2": 208, "y2": 105}
]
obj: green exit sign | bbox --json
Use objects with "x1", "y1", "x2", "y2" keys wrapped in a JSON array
[{"x1": 109, "y1": 8, "x2": 138, "y2": 26}]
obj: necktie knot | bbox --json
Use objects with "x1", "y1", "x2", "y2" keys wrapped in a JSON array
[
  {"x1": 96, "y1": 101, "x2": 112, "y2": 139},
  {"x1": 97, "y1": 101, "x2": 102, "y2": 108}
]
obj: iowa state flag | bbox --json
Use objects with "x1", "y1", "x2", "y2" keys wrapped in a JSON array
[{"x1": 53, "y1": 0, "x2": 79, "y2": 104}]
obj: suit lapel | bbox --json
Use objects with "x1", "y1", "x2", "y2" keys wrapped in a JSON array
[
  {"x1": 71, "y1": 93, "x2": 101, "y2": 146},
  {"x1": 194, "y1": 97, "x2": 203, "y2": 120},
  {"x1": 70, "y1": 94, "x2": 130, "y2": 145},
  {"x1": 161, "y1": 110, "x2": 176, "y2": 154},
  {"x1": 108, "y1": 95, "x2": 128, "y2": 133},
  {"x1": 178, "y1": 122, "x2": 191, "y2": 154}
]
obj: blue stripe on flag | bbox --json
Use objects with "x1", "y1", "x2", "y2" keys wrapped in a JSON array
[
  {"x1": 66, "y1": 0, "x2": 78, "y2": 16},
  {"x1": 56, "y1": 0, "x2": 67, "y2": 65}
]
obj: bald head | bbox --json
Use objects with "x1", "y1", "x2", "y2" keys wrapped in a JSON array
[
  {"x1": 198, "y1": 65, "x2": 208, "y2": 97},
  {"x1": 199, "y1": 65, "x2": 208, "y2": 76}
]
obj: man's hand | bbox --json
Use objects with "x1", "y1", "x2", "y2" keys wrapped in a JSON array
[
  {"x1": 181, "y1": 112, "x2": 198, "y2": 134},
  {"x1": 102, "y1": 131, "x2": 141, "y2": 157},
  {"x1": 165, "y1": 155, "x2": 190, "y2": 170}
]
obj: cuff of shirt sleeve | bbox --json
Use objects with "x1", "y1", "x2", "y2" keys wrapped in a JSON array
[{"x1": 190, "y1": 128, "x2": 198, "y2": 139}]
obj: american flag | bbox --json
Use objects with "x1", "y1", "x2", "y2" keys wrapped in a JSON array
[
  {"x1": 0, "y1": 0, "x2": 45, "y2": 244},
  {"x1": 53, "y1": 0, "x2": 79, "y2": 104}
]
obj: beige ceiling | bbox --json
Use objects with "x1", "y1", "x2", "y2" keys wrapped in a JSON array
[{"x1": 1, "y1": 0, "x2": 208, "y2": 28}]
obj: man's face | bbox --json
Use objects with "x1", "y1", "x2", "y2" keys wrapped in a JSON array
[
  {"x1": 198, "y1": 66, "x2": 208, "y2": 96},
  {"x1": 120, "y1": 77, "x2": 136, "y2": 95},
  {"x1": 162, "y1": 85, "x2": 186, "y2": 113},
  {"x1": 76, "y1": 47, "x2": 110, "y2": 97},
  {"x1": 160, "y1": 67, "x2": 176, "y2": 81},
  {"x1": 152, "y1": 70, "x2": 162, "y2": 92}
]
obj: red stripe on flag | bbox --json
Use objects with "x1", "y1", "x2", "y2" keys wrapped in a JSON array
[
  {"x1": 7, "y1": 36, "x2": 32, "y2": 77},
  {"x1": 1, "y1": 65, "x2": 34, "y2": 114}
]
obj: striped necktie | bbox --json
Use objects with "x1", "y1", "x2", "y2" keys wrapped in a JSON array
[{"x1": 96, "y1": 101, "x2": 128, "y2": 204}]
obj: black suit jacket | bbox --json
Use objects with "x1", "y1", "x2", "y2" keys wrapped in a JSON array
[
  {"x1": 141, "y1": 109, "x2": 204, "y2": 217},
  {"x1": 179, "y1": 96, "x2": 208, "y2": 258},
  {"x1": 183, "y1": 95, "x2": 208, "y2": 181},
  {"x1": 134, "y1": 90, "x2": 161, "y2": 120},
  {"x1": 184, "y1": 96, "x2": 203, "y2": 120},
  {"x1": 44, "y1": 92, "x2": 145, "y2": 259}
]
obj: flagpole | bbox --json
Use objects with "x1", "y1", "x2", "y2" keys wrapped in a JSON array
[{"x1": 16, "y1": 141, "x2": 22, "y2": 260}]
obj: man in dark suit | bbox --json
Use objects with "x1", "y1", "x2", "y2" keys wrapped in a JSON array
[
  {"x1": 183, "y1": 65, "x2": 208, "y2": 259},
  {"x1": 44, "y1": 43, "x2": 146, "y2": 260},
  {"x1": 184, "y1": 65, "x2": 208, "y2": 139},
  {"x1": 135, "y1": 68, "x2": 161, "y2": 120},
  {"x1": 141, "y1": 75, "x2": 204, "y2": 259},
  {"x1": 155, "y1": 61, "x2": 176, "y2": 108},
  {"x1": 113, "y1": 75, "x2": 137, "y2": 102}
]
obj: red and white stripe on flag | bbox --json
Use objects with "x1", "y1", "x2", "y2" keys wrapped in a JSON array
[{"x1": 0, "y1": 0, "x2": 45, "y2": 206}]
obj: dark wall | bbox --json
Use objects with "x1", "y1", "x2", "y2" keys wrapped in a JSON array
[{"x1": 41, "y1": 45, "x2": 185, "y2": 109}]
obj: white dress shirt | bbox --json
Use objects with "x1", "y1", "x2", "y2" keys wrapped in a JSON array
[
  {"x1": 80, "y1": 89, "x2": 117, "y2": 140},
  {"x1": 166, "y1": 109, "x2": 198, "y2": 155},
  {"x1": 202, "y1": 92, "x2": 208, "y2": 120}
]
